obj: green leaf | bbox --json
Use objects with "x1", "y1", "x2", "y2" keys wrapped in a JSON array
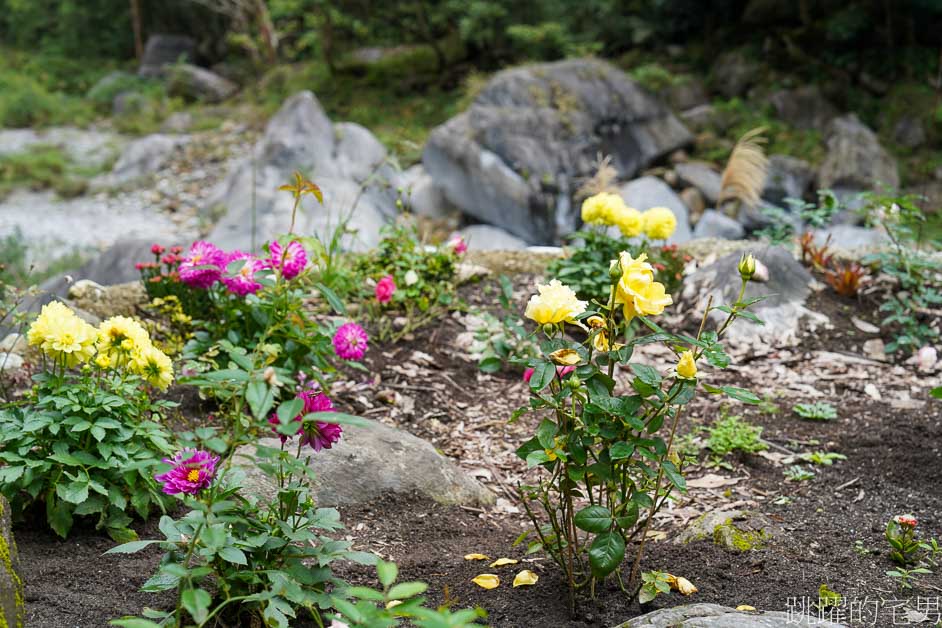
[
  {"x1": 630, "y1": 363, "x2": 661, "y2": 387},
  {"x1": 246, "y1": 380, "x2": 273, "y2": 421},
  {"x1": 387, "y1": 581, "x2": 428, "y2": 600},
  {"x1": 588, "y1": 532, "x2": 626, "y2": 578},
  {"x1": 276, "y1": 398, "x2": 304, "y2": 423},
  {"x1": 109, "y1": 619, "x2": 163, "y2": 628},
  {"x1": 107, "y1": 527, "x2": 139, "y2": 544},
  {"x1": 47, "y1": 499, "x2": 73, "y2": 538},
  {"x1": 930, "y1": 386, "x2": 941, "y2": 400},
  {"x1": 661, "y1": 461, "x2": 686, "y2": 492},
  {"x1": 181, "y1": 588, "x2": 211, "y2": 624},
  {"x1": 105, "y1": 540, "x2": 164, "y2": 554},
  {"x1": 718, "y1": 386, "x2": 761, "y2": 405},
  {"x1": 478, "y1": 356, "x2": 502, "y2": 374},
  {"x1": 218, "y1": 546, "x2": 247, "y2": 565},
  {"x1": 609, "y1": 442, "x2": 635, "y2": 460},
  {"x1": 377, "y1": 559, "x2": 398, "y2": 587},
  {"x1": 315, "y1": 282, "x2": 348, "y2": 315},
  {"x1": 56, "y1": 480, "x2": 89, "y2": 505},
  {"x1": 574, "y1": 505, "x2": 612, "y2": 533},
  {"x1": 304, "y1": 411, "x2": 371, "y2": 428},
  {"x1": 530, "y1": 362, "x2": 555, "y2": 391},
  {"x1": 536, "y1": 419, "x2": 558, "y2": 449}
]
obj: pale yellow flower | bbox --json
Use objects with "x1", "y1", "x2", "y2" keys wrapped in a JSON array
[
  {"x1": 27, "y1": 301, "x2": 98, "y2": 367},
  {"x1": 524, "y1": 279, "x2": 587, "y2": 326},
  {"x1": 581, "y1": 192, "x2": 617, "y2": 225},
  {"x1": 642, "y1": 207, "x2": 677, "y2": 240},
  {"x1": 131, "y1": 344, "x2": 174, "y2": 390},
  {"x1": 677, "y1": 350, "x2": 697, "y2": 379},
  {"x1": 98, "y1": 315, "x2": 150, "y2": 366},
  {"x1": 613, "y1": 252, "x2": 673, "y2": 321},
  {"x1": 610, "y1": 204, "x2": 643, "y2": 238}
]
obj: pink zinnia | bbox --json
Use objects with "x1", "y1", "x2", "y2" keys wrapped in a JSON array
[
  {"x1": 375, "y1": 275, "x2": 396, "y2": 303},
  {"x1": 268, "y1": 390, "x2": 343, "y2": 452},
  {"x1": 154, "y1": 449, "x2": 219, "y2": 495},
  {"x1": 151, "y1": 244, "x2": 166, "y2": 255},
  {"x1": 448, "y1": 235, "x2": 468, "y2": 255},
  {"x1": 178, "y1": 241, "x2": 226, "y2": 288},
  {"x1": 333, "y1": 322, "x2": 369, "y2": 361},
  {"x1": 269, "y1": 239, "x2": 308, "y2": 280},
  {"x1": 222, "y1": 251, "x2": 269, "y2": 296}
]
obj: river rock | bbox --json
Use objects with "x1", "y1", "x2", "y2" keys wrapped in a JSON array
[
  {"x1": 762, "y1": 155, "x2": 814, "y2": 205},
  {"x1": 396, "y1": 165, "x2": 456, "y2": 219},
  {"x1": 207, "y1": 91, "x2": 397, "y2": 252},
  {"x1": 767, "y1": 85, "x2": 838, "y2": 132},
  {"x1": 0, "y1": 496, "x2": 25, "y2": 628},
  {"x1": 818, "y1": 114, "x2": 899, "y2": 193},
  {"x1": 675, "y1": 509, "x2": 778, "y2": 551},
  {"x1": 675, "y1": 161, "x2": 722, "y2": 204},
  {"x1": 166, "y1": 64, "x2": 238, "y2": 103},
  {"x1": 814, "y1": 225, "x2": 889, "y2": 252},
  {"x1": 458, "y1": 224, "x2": 528, "y2": 251},
  {"x1": 679, "y1": 187, "x2": 705, "y2": 221},
  {"x1": 233, "y1": 422, "x2": 495, "y2": 508},
  {"x1": 615, "y1": 603, "x2": 846, "y2": 627},
  {"x1": 95, "y1": 134, "x2": 189, "y2": 189},
  {"x1": 680, "y1": 245, "x2": 815, "y2": 348},
  {"x1": 138, "y1": 34, "x2": 196, "y2": 78},
  {"x1": 692, "y1": 209, "x2": 744, "y2": 240},
  {"x1": 614, "y1": 176, "x2": 692, "y2": 245},
  {"x1": 423, "y1": 58, "x2": 692, "y2": 244}
]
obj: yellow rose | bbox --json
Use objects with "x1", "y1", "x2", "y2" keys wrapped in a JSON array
[
  {"x1": 611, "y1": 205, "x2": 643, "y2": 238},
  {"x1": 613, "y1": 252, "x2": 673, "y2": 321},
  {"x1": 642, "y1": 207, "x2": 677, "y2": 240},
  {"x1": 677, "y1": 350, "x2": 697, "y2": 379},
  {"x1": 524, "y1": 279, "x2": 587, "y2": 326}
]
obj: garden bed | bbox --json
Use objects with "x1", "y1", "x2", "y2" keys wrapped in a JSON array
[{"x1": 17, "y1": 275, "x2": 942, "y2": 627}]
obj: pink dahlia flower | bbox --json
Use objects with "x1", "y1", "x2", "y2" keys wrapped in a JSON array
[
  {"x1": 268, "y1": 390, "x2": 343, "y2": 452},
  {"x1": 269, "y1": 239, "x2": 308, "y2": 280},
  {"x1": 448, "y1": 235, "x2": 468, "y2": 255},
  {"x1": 222, "y1": 251, "x2": 269, "y2": 296},
  {"x1": 178, "y1": 241, "x2": 226, "y2": 288},
  {"x1": 154, "y1": 449, "x2": 219, "y2": 495},
  {"x1": 333, "y1": 322, "x2": 369, "y2": 361},
  {"x1": 375, "y1": 275, "x2": 396, "y2": 303}
]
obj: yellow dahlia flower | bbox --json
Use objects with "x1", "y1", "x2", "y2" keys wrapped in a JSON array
[
  {"x1": 677, "y1": 350, "x2": 698, "y2": 379},
  {"x1": 131, "y1": 344, "x2": 174, "y2": 390},
  {"x1": 614, "y1": 252, "x2": 673, "y2": 321},
  {"x1": 524, "y1": 279, "x2": 587, "y2": 326},
  {"x1": 27, "y1": 301, "x2": 98, "y2": 367},
  {"x1": 610, "y1": 205, "x2": 644, "y2": 238},
  {"x1": 98, "y1": 316, "x2": 150, "y2": 366},
  {"x1": 581, "y1": 192, "x2": 625, "y2": 226},
  {"x1": 642, "y1": 207, "x2": 677, "y2": 240}
]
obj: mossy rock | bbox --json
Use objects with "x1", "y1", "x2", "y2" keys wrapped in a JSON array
[
  {"x1": 0, "y1": 497, "x2": 25, "y2": 628},
  {"x1": 675, "y1": 509, "x2": 778, "y2": 552}
]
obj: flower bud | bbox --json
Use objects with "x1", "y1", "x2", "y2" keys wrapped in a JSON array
[
  {"x1": 609, "y1": 258, "x2": 623, "y2": 282},
  {"x1": 738, "y1": 252, "x2": 757, "y2": 281}
]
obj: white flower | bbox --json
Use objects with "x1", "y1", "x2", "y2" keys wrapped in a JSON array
[
  {"x1": 916, "y1": 346, "x2": 938, "y2": 372},
  {"x1": 404, "y1": 270, "x2": 419, "y2": 286}
]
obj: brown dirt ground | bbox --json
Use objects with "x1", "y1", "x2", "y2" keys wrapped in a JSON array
[{"x1": 16, "y1": 272, "x2": 942, "y2": 628}]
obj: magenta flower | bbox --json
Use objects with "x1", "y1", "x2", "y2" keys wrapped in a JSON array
[
  {"x1": 269, "y1": 239, "x2": 308, "y2": 280},
  {"x1": 178, "y1": 241, "x2": 226, "y2": 288},
  {"x1": 375, "y1": 275, "x2": 396, "y2": 303},
  {"x1": 268, "y1": 390, "x2": 343, "y2": 452},
  {"x1": 333, "y1": 322, "x2": 369, "y2": 361},
  {"x1": 222, "y1": 251, "x2": 269, "y2": 296},
  {"x1": 523, "y1": 365, "x2": 575, "y2": 383},
  {"x1": 154, "y1": 449, "x2": 219, "y2": 495},
  {"x1": 151, "y1": 244, "x2": 166, "y2": 255},
  {"x1": 448, "y1": 235, "x2": 468, "y2": 255}
]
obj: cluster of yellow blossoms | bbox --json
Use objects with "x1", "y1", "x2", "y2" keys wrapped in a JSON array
[
  {"x1": 27, "y1": 301, "x2": 174, "y2": 390},
  {"x1": 580, "y1": 192, "x2": 677, "y2": 241}
]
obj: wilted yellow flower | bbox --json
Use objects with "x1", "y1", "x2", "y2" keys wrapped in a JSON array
[
  {"x1": 131, "y1": 344, "x2": 174, "y2": 390},
  {"x1": 613, "y1": 252, "x2": 673, "y2": 321},
  {"x1": 27, "y1": 301, "x2": 98, "y2": 367},
  {"x1": 666, "y1": 574, "x2": 698, "y2": 595},
  {"x1": 581, "y1": 192, "x2": 623, "y2": 226},
  {"x1": 524, "y1": 279, "x2": 587, "y2": 326},
  {"x1": 642, "y1": 207, "x2": 677, "y2": 240},
  {"x1": 549, "y1": 349, "x2": 580, "y2": 366},
  {"x1": 611, "y1": 204, "x2": 643, "y2": 238},
  {"x1": 677, "y1": 350, "x2": 697, "y2": 379},
  {"x1": 586, "y1": 315, "x2": 605, "y2": 329}
]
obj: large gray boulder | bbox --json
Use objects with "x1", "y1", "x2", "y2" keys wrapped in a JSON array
[
  {"x1": 166, "y1": 63, "x2": 238, "y2": 103},
  {"x1": 762, "y1": 155, "x2": 814, "y2": 206},
  {"x1": 818, "y1": 114, "x2": 899, "y2": 193},
  {"x1": 423, "y1": 58, "x2": 692, "y2": 244},
  {"x1": 138, "y1": 34, "x2": 196, "y2": 78},
  {"x1": 615, "y1": 603, "x2": 846, "y2": 627},
  {"x1": 0, "y1": 496, "x2": 25, "y2": 628},
  {"x1": 234, "y1": 422, "x2": 495, "y2": 508},
  {"x1": 767, "y1": 85, "x2": 838, "y2": 132},
  {"x1": 675, "y1": 162, "x2": 722, "y2": 205},
  {"x1": 614, "y1": 176, "x2": 692, "y2": 245},
  {"x1": 693, "y1": 210, "x2": 744, "y2": 240},
  {"x1": 96, "y1": 134, "x2": 188, "y2": 188},
  {"x1": 395, "y1": 165, "x2": 457, "y2": 219},
  {"x1": 458, "y1": 224, "x2": 528, "y2": 251},
  {"x1": 681, "y1": 245, "x2": 815, "y2": 348},
  {"x1": 207, "y1": 91, "x2": 397, "y2": 252}
]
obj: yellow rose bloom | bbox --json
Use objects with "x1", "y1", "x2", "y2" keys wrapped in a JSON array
[
  {"x1": 677, "y1": 350, "x2": 698, "y2": 379},
  {"x1": 610, "y1": 205, "x2": 643, "y2": 238},
  {"x1": 613, "y1": 252, "x2": 673, "y2": 321},
  {"x1": 642, "y1": 207, "x2": 677, "y2": 240},
  {"x1": 27, "y1": 301, "x2": 98, "y2": 367},
  {"x1": 131, "y1": 344, "x2": 174, "y2": 390},
  {"x1": 524, "y1": 279, "x2": 587, "y2": 326},
  {"x1": 581, "y1": 192, "x2": 629, "y2": 227}
]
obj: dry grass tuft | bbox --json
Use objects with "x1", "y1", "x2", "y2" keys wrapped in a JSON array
[{"x1": 719, "y1": 128, "x2": 769, "y2": 209}]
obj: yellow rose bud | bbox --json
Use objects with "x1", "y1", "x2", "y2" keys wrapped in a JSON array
[
  {"x1": 738, "y1": 252, "x2": 757, "y2": 282},
  {"x1": 677, "y1": 350, "x2": 697, "y2": 379}
]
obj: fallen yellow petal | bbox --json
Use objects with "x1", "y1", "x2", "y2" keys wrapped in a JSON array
[
  {"x1": 464, "y1": 553, "x2": 489, "y2": 561},
  {"x1": 665, "y1": 574, "x2": 698, "y2": 596},
  {"x1": 385, "y1": 600, "x2": 402, "y2": 609},
  {"x1": 736, "y1": 605, "x2": 757, "y2": 612},
  {"x1": 489, "y1": 558, "x2": 519, "y2": 567},
  {"x1": 513, "y1": 570, "x2": 539, "y2": 587},
  {"x1": 549, "y1": 348, "x2": 580, "y2": 366},
  {"x1": 471, "y1": 574, "x2": 500, "y2": 590}
]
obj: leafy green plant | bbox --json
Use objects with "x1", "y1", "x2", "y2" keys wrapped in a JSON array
[
  {"x1": 793, "y1": 402, "x2": 837, "y2": 421},
  {"x1": 514, "y1": 250, "x2": 762, "y2": 607},
  {"x1": 638, "y1": 571, "x2": 671, "y2": 604},
  {"x1": 799, "y1": 451, "x2": 847, "y2": 466},
  {"x1": 472, "y1": 276, "x2": 538, "y2": 373},
  {"x1": 887, "y1": 515, "x2": 923, "y2": 565},
  {"x1": 784, "y1": 466, "x2": 816, "y2": 482},
  {"x1": 854, "y1": 540, "x2": 872, "y2": 556},
  {"x1": 754, "y1": 190, "x2": 846, "y2": 244},
  {"x1": 886, "y1": 566, "x2": 933, "y2": 590},
  {"x1": 920, "y1": 538, "x2": 942, "y2": 567},
  {"x1": 0, "y1": 304, "x2": 176, "y2": 539},
  {"x1": 704, "y1": 412, "x2": 767, "y2": 467}
]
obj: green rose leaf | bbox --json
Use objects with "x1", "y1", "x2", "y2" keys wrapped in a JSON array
[
  {"x1": 574, "y1": 505, "x2": 613, "y2": 533},
  {"x1": 588, "y1": 532, "x2": 625, "y2": 578}
]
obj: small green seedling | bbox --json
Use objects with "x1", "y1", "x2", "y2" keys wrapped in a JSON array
[
  {"x1": 794, "y1": 402, "x2": 837, "y2": 421},
  {"x1": 784, "y1": 465, "x2": 816, "y2": 482},
  {"x1": 800, "y1": 451, "x2": 847, "y2": 466}
]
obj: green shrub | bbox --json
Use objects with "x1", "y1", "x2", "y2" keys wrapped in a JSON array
[
  {"x1": 705, "y1": 413, "x2": 767, "y2": 461},
  {"x1": 0, "y1": 70, "x2": 94, "y2": 128}
]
